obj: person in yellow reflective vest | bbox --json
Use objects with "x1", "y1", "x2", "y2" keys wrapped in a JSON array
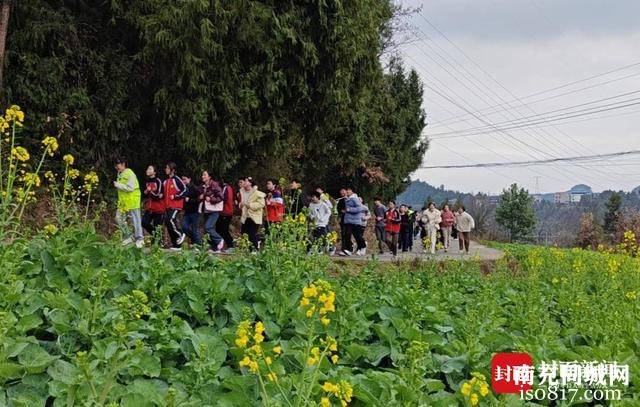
[{"x1": 113, "y1": 157, "x2": 143, "y2": 248}]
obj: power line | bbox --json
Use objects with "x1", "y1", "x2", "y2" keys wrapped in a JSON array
[
  {"x1": 420, "y1": 150, "x2": 640, "y2": 169},
  {"x1": 430, "y1": 99, "x2": 640, "y2": 139},
  {"x1": 401, "y1": 23, "x2": 616, "y2": 188},
  {"x1": 428, "y1": 95, "x2": 640, "y2": 137},
  {"x1": 415, "y1": 14, "x2": 630, "y2": 184},
  {"x1": 429, "y1": 64, "x2": 640, "y2": 128}
]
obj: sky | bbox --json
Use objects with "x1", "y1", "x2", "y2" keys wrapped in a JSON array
[{"x1": 398, "y1": 0, "x2": 640, "y2": 194}]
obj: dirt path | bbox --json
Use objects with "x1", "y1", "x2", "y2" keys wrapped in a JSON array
[{"x1": 332, "y1": 240, "x2": 503, "y2": 262}]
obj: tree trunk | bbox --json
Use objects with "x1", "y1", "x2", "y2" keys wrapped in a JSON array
[{"x1": 0, "y1": 0, "x2": 11, "y2": 96}]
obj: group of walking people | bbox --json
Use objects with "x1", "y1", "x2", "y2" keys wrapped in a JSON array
[
  {"x1": 371, "y1": 200, "x2": 475, "y2": 256},
  {"x1": 113, "y1": 157, "x2": 475, "y2": 256}
]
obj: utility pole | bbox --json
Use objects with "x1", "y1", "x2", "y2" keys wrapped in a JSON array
[{"x1": 534, "y1": 176, "x2": 541, "y2": 195}]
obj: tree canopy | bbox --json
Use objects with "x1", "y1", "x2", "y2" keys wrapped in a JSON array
[
  {"x1": 4, "y1": 0, "x2": 427, "y2": 199},
  {"x1": 495, "y1": 183, "x2": 536, "y2": 242}
]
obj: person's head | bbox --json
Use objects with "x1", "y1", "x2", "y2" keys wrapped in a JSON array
[
  {"x1": 181, "y1": 174, "x2": 192, "y2": 186},
  {"x1": 458, "y1": 205, "x2": 465, "y2": 214},
  {"x1": 399, "y1": 204, "x2": 407, "y2": 213},
  {"x1": 114, "y1": 157, "x2": 127, "y2": 173},
  {"x1": 237, "y1": 177, "x2": 247, "y2": 189},
  {"x1": 345, "y1": 186, "x2": 354, "y2": 196},
  {"x1": 374, "y1": 197, "x2": 382, "y2": 206},
  {"x1": 290, "y1": 179, "x2": 301, "y2": 190},
  {"x1": 146, "y1": 165, "x2": 156, "y2": 177},
  {"x1": 266, "y1": 178, "x2": 278, "y2": 191},
  {"x1": 388, "y1": 200, "x2": 396, "y2": 209},
  {"x1": 339, "y1": 188, "x2": 347, "y2": 197},
  {"x1": 443, "y1": 203, "x2": 450, "y2": 211},
  {"x1": 243, "y1": 177, "x2": 255, "y2": 191},
  {"x1": 165, "y1": 162, "x2": 177, "y2": 176},
  {"x1": 201, "y1": 170, "x2": 212, "y2": 184},
  {"x1": 316, "y1": 186, "x2": 325, "y2": 195},
  {"x1": 428, "y1": 202, "x2": 436, "y2": 210},
  {"x1": 310, "y1": 191, "x2": 321, "y2": 203}
]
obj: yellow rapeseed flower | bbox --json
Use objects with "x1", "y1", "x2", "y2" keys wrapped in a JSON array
[
  {"x1": 11, "y1": 146, "x2": 30, "y2": 162},
  {"x1": 273, "y1": 345, "x2": 282, "y2": 355},
  {"x1": 320, "y1": 397, "x2": 330, "y2": 407},
  {"x1": 266, "y1": 372, "x2": 277, "y2": 382},
  {"x1": 470, "y1": 393, "x2": 479, "y2": 406},
  {"x1": 235, "y1": 336, "x2": 248, "y2": 348},
  {"x1": 68, "y1": 169, "x2": 80, "y2": 179},
  {"x1": 42, "y1": 136, "x2": 59, "y2": 156},
  {"x1": 321, "y1": 317, "x2": 331, "y2": 326},
  {"x1": 63, "y1": 154, "x2": 75, "y2": 165},
  {"x1": 331, "y1": 354, "x2": 339, "y2": 364},
  {"x1": 322, "y1": 382, "x2": 339, "y2": 394},
  {"x1": 23, "y1": 173, "x2": 41, "y2": 187},
  {"x1": 43, "y1": 224, "x2": 58, "y2": 236}
]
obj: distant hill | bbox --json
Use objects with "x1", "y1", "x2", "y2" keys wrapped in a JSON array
[{"x1": 395, "y1": 180, "x2": 469, "y2": 209}]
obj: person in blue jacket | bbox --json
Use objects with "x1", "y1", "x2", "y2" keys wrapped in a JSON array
[{"x1": 339, "y1": 186, "x2": 368, "y2": 256}]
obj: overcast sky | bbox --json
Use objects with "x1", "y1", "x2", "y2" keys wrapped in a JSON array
[{"x1": 399, "y1": 0, "x2": 640, "y2": 194}]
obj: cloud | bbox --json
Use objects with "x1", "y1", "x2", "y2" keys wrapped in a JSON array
[{"x1": 404, "y1": 0, "x2": 640, "y2": 40}]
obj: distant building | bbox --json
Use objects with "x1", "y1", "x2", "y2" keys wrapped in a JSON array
[
  {"x1": 569, "y1": 184, "x2": 593, "y2": 203},
  {"x1": 554, "y1": 191, "x2": 570, "y2": 204}
]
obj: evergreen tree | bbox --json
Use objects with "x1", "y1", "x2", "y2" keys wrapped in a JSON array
[
  {"x1": 495, "y1": 183, "x2": 536, "y2": 242},
  {"x1": 603, "y1": 192, "x2": 622, "y2": 237},
  {"x1": 4, "y1": 0, "x2": 427, "y2": 200}
]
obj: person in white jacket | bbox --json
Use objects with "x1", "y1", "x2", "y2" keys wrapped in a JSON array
[
  {"x1": 454, "y1": 205, "x2": 475, "y2": 253},
  {"x1": 308, "y1": 191, "x2": 332, "y2": 252},
  {"x1": 419, "y1": 202, "x2": 442, "y2": 254}
]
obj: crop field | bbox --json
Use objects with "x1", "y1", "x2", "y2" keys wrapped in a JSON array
[{"x1": 0, "y1": 224, "x2": 639, "y2": 406}]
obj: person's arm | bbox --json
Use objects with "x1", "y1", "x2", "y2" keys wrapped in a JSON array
[
  {"x1": 469, "y1": 214, "x2": 475, "y2": 230},
  {"x1": 172, "y1": 177, "x2": 187, "y2": 199},
  {"x1": 115, "y1": 174, "x2": 136, "y2": 192},
  {"x1": 248, "y1": 193, "x2": 266, "y2": 210},
  {"x1": 150, "y1": 179, "x2": 163, "y2": 199},
  {"x1": 345, "y1": 199, "x2": 363, "y2": 213}
]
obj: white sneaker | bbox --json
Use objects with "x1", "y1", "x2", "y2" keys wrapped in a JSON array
[
  {"x1": 121, "y1": 237, "x2": 134, "y2": 246},
  {"x1": 168, "y1": 247, "x2": 182, "y2": 252},
  {"x1": 217, "y1": 241, "x2": 224, "y2": 251},
  {"x1": 135, "y1": 240, "x2": 144, "y2": 249},
  {"x1": 356, "y1": 248, "x2": 366, "y2": 256},
  {"x1": 339, "y1": 250, "x2": 352, "y2": 257},
  {"x1": 176, "y1": 233, "x2": 186, "y2": 245}
]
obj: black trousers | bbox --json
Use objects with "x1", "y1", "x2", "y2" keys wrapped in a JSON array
[
  {"x1": 216, "y1": 214, "x2": 234, "y2": 248},
  {"x1": 142, "y1": 211, "x2": 163, "y2": 240},
  {"x1": 241, "y1": 218, "x2": 260, "y2": 250},
  {"x1": 399, "y1": 226, "x2": 412, "y2": 251},
  {"x1": 164, "y1": 208, "x2": 183, "y2": 248},
  {"x1": 343, "y1": 223, "x2": 366, "y2": 252}
]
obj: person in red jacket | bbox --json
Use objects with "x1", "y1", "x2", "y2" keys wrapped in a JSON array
[
  {"x1": 385, "y1": 200, "x2": 401, "y2": 256},
  {"x1": 163, "y1": 162, "x2": 187, "y2": 250},
  {"x1": 216, "y1": 177, "x2": 235, "y2": 252},
  {"x1": 142, "y1": 165, "x2": 165, "y2": 243},
  {"x1": 440, "y1": 203, "x2": 455, "y2": 252},
  {"x1": 265, "y1": 178, "x2": 284, "y2": 235}
]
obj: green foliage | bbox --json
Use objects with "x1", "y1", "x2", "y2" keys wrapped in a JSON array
[
  {"x1": 604, "y1": 192, "x2": 622, "y2": 236},
  {"x1": 495, "y1": 183, "x2": 536, "y2": 242},
  {"x1": 2, "y1": 222, "x2": 640, "y2": 404},
  {"x1": 4, "y1": 0, "x2": 426, "y2": 199}
]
